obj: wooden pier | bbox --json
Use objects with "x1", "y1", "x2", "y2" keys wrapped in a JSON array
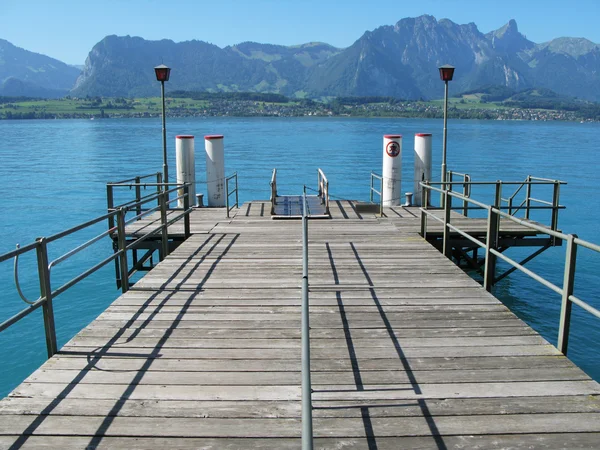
[{"x1": 1, "y1": 201, "x2": 599, "y2": 448}]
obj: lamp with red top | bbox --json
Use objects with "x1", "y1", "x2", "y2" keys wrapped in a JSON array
[
  {"x1": 438, "y1": 64, "x2": 455, "y2": 208},
  {"x1": 155, "y1": 64, "x2": 171, "y2": 194}
]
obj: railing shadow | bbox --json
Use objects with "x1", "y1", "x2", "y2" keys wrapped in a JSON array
[
  {"x1": 8, "y1": 232, "x2": 238, "y2": 449},
  {"x1": 324, "y1": 241, "x2": 447, "y2": 449}
]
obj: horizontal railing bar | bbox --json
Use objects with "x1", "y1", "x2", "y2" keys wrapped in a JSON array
[
  {"x1": 0, "y1": 298, "x2": 46, "y2": 333},
  {"x1": 446, "y1": 223, "x2": 487, "y2": 248},
  {"x1": 420, "y1": 209, "x2": 445, "y2": 225},
  {"x1": 569, "y1": 295, "x2": 600, "y2": 319},
  {"x1": 0, "y1": 241, "x2": 39, "y2": 264},
  {"x1": 528, "y1": 198, "x2": 554, "y2": 206},
  {"x1": 108, "y1": 172, "x2": 161, "y2": 184},
  {"x1": 45, "y1": 211, "x2": 116, "y2": 244},
  {"x1": 490, "y1": 247, "x2": 563, "y2": 296},
  {"x1": 112, "y1": 191, "x2": 160, "y2": 209},
  {"x1": 123, "y1": 205, "x2": 162, "y2": 226},
  {"x1": 49, "y1": 226, "x2": 117, "y2": 270},
  {"x1": 428, "y1": 180, "x2": 565, "y2": 186},
  {"x1": 495, "y1": 209, "x2": 568, "y2": 240},
  {"x1": 528, "y1": 176, "x2": 566, "y2": 183},
  {"x1": 52, "y1": 251, "x2": 121, "y2": 298},
  {"x1": 574, "y1": 238, "x2": 600, "y2": 253}
]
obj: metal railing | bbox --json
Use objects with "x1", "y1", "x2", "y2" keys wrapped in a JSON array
[
  {"x1": 447, "y1": 171, "x2": 472, "y2": 216},
  {"x1": 424, "y1": 178, "x2": 564, "y2": 230},
  {"x1": 419, "y1": 182, "x2": 599, "y2": 355},
  {"x1": 226, "y1": 172, "x2": 239, "y2": 218},
  {"x1": 1, "y1": 183, "x2": 193, "y2": 359},
  {"x1": 301, "y1": 186, "x2": 313, "y2": 449},
  {"x1": 317, "y1": 168, "x2": 330, "y2": 215},
  {"x1": 369, "y1": 172, "x2": 384, "y2": 216},
  {"x1": 270, "y1": 168, "x2": 277, "y2": 215}
]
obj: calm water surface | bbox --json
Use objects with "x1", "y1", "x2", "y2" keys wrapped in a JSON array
[{"x1": 0, "y1": 117, "x2": 599, "y2": 396}]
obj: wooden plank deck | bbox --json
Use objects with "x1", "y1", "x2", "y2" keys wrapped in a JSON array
[{"x1": 1, "y1": 201, "x2": 599, "y2": 448}]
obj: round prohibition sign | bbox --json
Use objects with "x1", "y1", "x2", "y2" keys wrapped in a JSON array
[{"x1": 386, "y1": 141, "x2": 400, "y2": 157}]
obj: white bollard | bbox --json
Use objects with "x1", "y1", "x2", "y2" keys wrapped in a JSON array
[
  {"x1": 413, "y1": 133, "x2": 432, "y2": 206},
  {"x1": 382, "y1": 134, "x2": 402, "y2": 206},
  {"x1": 205, "y1": 135, "x2": 225, "y2": 207},
  {"x1": 175, "y1": 135, "x2": 196, "y2": 208}
]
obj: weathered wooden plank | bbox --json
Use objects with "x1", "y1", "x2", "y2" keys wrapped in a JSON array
[
  {"x1": 3, "y1": 434, "x2": 600, "y2": 450},
  {"x1": 24, "y1": 366, "x2": 590, "y2": 386},
  {"x1": 10, "y1": 380, "x2": 599, "y2": 402},
  {"x1": 2, "y1": 395, "x2": 598, "y2": 419},
  {"x1": 57, "y1": 344, "x2": 561, "y2": 359},
  {"x1": 2, "y1": 413, "x2": 600, "y2": 438},
  {"x1": 40, "y1": 355, "x2": 576, "y2": 373}
]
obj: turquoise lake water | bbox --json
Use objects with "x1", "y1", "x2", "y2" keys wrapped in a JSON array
[{"x1": 0, "y1": 117, "x2": 599, "y2": 397}]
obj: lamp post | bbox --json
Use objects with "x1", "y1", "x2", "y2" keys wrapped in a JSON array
[
  {"x1": 438, "y1": 64, "x2": 455, "y2": 208},
  {"x1": 154, "y1": 64, "x2": 171, "y2": 192}
]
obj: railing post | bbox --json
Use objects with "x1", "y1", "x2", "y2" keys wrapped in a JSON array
[
  {"x1": 558, "y1": 234, "x2": 577, "y2": 354},
  {"x1": 442, "y1": 189, "x2": 452, "y2": 258},
  {"x1": 159, "y1": 191, "x2": 169, "y2": 261},
  {"x1": 36, "y1": 237, "x2": 58, "y2": 358},
  {"x1": 116, "y1": 208, "x2": 129, "y2": 293},
  {"x1": 107, "y1": 184, "x2": 115, "y2": 231},
  {"x1": 379, "y1": 176, "x2": 384, "y2": 217},
  {"x1": 463, "y1": 174, "x2": 469, "y2": 217},
  {"x1": 551, "y1": 180, "x2": 560, "y2": 233},
  {"x1": 135, "y1": 176, "x2": 142, "y2": 218},
  {"x1": 420, "y1": 181, "x2": 429, "y2": 238},
  {"x1": 226, "y1": 177, "x2": 230, "y2": 218},
  {"x1": 184, "y1": 185, "x2": 191, "y2": 238},
  {"x1": 484, "y1": 207, "x2": 499, "y2": 292},
  {"x1": 525, "y1": 175, "x2": 532, "y2": 220},
  {"x1": 157, "y1": 172, "x2": 163, "y2": 209},
  {"x1": 235, "y1": 173, "x2": 239, "y2": 208},
  {"x1": 369, "y1": 173, "x2": 374, "y2": 204}
]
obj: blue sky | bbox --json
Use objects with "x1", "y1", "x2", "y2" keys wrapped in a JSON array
[{"x1": 2, "y1": 0, "x2": 598, "y2": 65}]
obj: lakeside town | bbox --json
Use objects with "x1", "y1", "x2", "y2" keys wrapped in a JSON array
[{"x1": 0, "y1": 95, "x2": 597, "y2": 122}]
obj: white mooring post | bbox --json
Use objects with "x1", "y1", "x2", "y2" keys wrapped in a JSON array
[
  {"x1": 204, "y1": 135, "x2": 225, "y2": 207},
  {"x1": 175, "y1": 135, "x2": 196, "y2": 208},
  {"x1": 413, "y1": 133, "x2": 432, "y2": 206},
  {"x1": 382, "y1": 134, "x2": 402, "y2": 206}
]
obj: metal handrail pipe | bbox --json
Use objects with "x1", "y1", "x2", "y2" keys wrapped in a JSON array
[
  {"x1": 48, "y1": 226, "x2": 117, "y2": 270},
  {"x1": 489, "y1": 247, "x2": 563, "y2": 296},
  {"x1": 449, "y1": 171, "x2": 469, "y2": 178},
  {"x1": 419, "y1": 209, "x2": 446, "y2": 225},
  {"x1": 0, "y1": 298, "x2": 46, "y2": 333},
  {"x1": 569, "y1": 295, "x2": 600, "y2": 319},
  {"x1": 494, "y1": 208, "x2": 568, "y2": 240},
  {"x1": 528, "y1": 198, "x2": 554, "y2": 206},
  {"x1": 108, "y1": 182, "x2": 183, "y2": 188},
  {"x1": 371, "y1": 173, "x2": 383, "y2": 181},
  {"x1": 371, "y1": 188, "x2": 382, "y2": 196},
  {"x1": 423, "y1": 185, "x2": 492, "y2": 210},
  {"x1": 528, "y1": 176, "x2": 566, "y2": 183},
  {"x1": 0, "y1": 241, "x2": 39, "y2": 264},
  {"x1": 427, "y1": 180, "x2": 562, "y2": 186},
  {"x1": 573, "y1": 238, "x2": 600, "y2": 253},
  {"x1": 123, "y1": 208, "x2": 191, "y2": 251},
  {"x1": 112, "y1": 191, "x2": 161, "y2": 209},
  {"x1": 446, "y1": 223, "x2": 487, "y2": 248},
  {"x1": 45, "y1": 210, "x2": 117, "y2": 244},
  {"x1": 108, "y1": 172, "x2": 161, "y2": 184},
  {"x1": 301, "y1": 189, "x2": 313, "y2": 449},
  {"x1": 123, "y1": 205, "x2": 162, "y2": 226},
  {"x1": 51, "y1": 251, "x2": 122, "y2": 299}
]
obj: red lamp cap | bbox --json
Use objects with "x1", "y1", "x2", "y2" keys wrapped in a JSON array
[{"x1": 205, "y1": 135, "x2": 224, "y2": 140}]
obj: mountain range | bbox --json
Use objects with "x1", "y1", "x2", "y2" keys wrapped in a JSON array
[{"x1": 2, "y1": 15, "x2": 600, "y2": 101}]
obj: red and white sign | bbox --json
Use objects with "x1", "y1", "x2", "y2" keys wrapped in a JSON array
[{"x1": 386, "y1": 141, "x2": 400, "y2": 157}]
